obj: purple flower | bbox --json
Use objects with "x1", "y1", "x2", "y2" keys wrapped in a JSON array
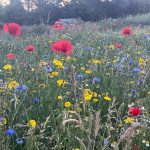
[{"x1": 6, "y1": 129, "x2": 15, "y2": 136}]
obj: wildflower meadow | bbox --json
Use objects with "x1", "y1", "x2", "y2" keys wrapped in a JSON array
[{"x1": 0, "y1": 19, "x2": 150, "y2": 150}]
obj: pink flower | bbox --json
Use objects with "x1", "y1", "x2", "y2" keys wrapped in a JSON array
[
  {"x1": 115, "y1": 43, "x2": 122, "y2": 49},
  {"x1": 25, "y1": 45, "x2": 36, "y2": 52},
  {"x1": 7, "y1": 53, "x2": 14, "y2": 60}
]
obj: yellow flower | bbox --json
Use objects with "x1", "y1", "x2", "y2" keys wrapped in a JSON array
[
  {"x1": 138, "y1": 58, "x2": 145, "y2": 66},
  {"x1": 51, "y1": 71, "x2": 59, "y2": 76},
  {"x1": 124, "y1": 117, "x2": 135, "y2": 124},
  {"x1": 57, "y1": 79, "x2": 68, "y2": 86},
  {"x1": 2, "y1": 118, "x2": 7, "y2": 125},
  {"x1": 109, "y1": 44, "x2": 115, "y2": 50},
  {"x1": 39, "y1": 84, "x2": 46, "y2": 88},
  {"x1": 80, "y1": 67, "x2": 85, "y2": 71},
  {"x1": 85, "y1": 70, "x2": 92, "y2": 74},
  {"x1": 146, "y1": 141, "x2": 150, "y2": 146},
  {"x1": 84, "y1": 89, "x2": 93, "y2": 101},
  {"x1": 72, "y1": 148, "x2": 80, "y2": 150},
  {"x1": 31, "y1": 68, "x2": 35, "y2": 71},
  {"x1": 111, "y1": 141, "x2": 117, "y2": 147},
  {"x1": 64, "y1": 101, "x2": 71, "y2": 108},
  {"x1": 129, "y1": 81, "x2": 134, "y2": 84},
  {"x1": 28, "y1": 119, "x2": 37, "y2": 127},
  {"x1": 6, "y1": 80, "x2": 19, "y2": 89},
  {"x1": 0, "y1": 89, "x2": 6, "y2": 92},
  {"x1": 3, "y1": 64, "x2": 13, "y2": 70},
  {"x1": 76, "y1": 107, "x2": 82, "y2": 112},
  {"x1": 112, "y1": 59, "x2": 117, "y2": 63},
  {"x1": 117, "y1": 123, "x2": 122, "y2": 127},
  {"x1": 136, "y1": 51, "x2": 141, "y2": 55},
  {"x1": 65, "y1": 92, "x2": 71, "y2": 95},
  {"x1": 57, "y1": 95, "x2": 63, "y2": 100},
  {"x1": 92, "y1": 92, "x2": 97, "y2": 97},
  {"x1": 68, "y1": 110, "x2": 74, "y2": 113},
  {"x1": 53, "y1": 59, "x2": 64, "y2": 69},
  {"x1": 104, "y1": 96, "x2": 111, "y2": 101},
  {"x1": 90, "y1": 59, "x2": 101, "y2": 64},
  {"x1": 93, "y1": 98, "x2": 99, "y2": 103},
  {"x1": 48, "y1": 40, "x2": 53, "y2": 44}
]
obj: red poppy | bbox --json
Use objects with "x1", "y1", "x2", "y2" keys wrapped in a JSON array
[
  {"x1": 25, "y1": 45, "x2": 36, "y2": 52},
  {"x1": 115, "y1": 43, "x2": 122, "y2": 49},
  {"x1": 3, "y1": 23, "x2": 21, "y2": 37},
  {"x1": 51, "y1": 40, "x2": 73, "y2": 55},
  {"x1": 7, "y1": 53, "x2": 14, "y2": 60},
  {"x1": 50, "y1": 20, "x2": 65, "y2": 30},
  {"x1": 122, "y1": 27, "x2": 131, "y2": 36},
  {"x1": 128, "y1": 107, "x2": 141, "y2": 116}
]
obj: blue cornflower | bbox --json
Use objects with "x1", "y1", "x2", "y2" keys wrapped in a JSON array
[
  {"x1": 129, "y1": 59, "x2": 134, "y2": 66},
  {"x1": 0, "y1": 116, "x2": 3, "y2": 122},
  {"x1": 15, "y1": 84, "x2": 28, "y2": 92},
  {"x1": 32, "y1": 97, "x2": 40, "y2": 104},
  {"x1": 146, "y1": 128, "x2": 150, "y2": 132},
  {"x1": 63, "y1": 67, "x2": 68, "y2": 72},
  {"x1": 115, "y1": 62, "x2": 123, "y2": 70},
  {"x1": 21, "y1": 85, "x2": 28, "y2": 91},
  {"x1": 6, "y1": 129, "x2": 15, "y2": 136},
  {"x1": 131, "y1": 89, "x2": 137, "y2": 98},
  {"x1": 92, "y1": 77, "x2": 100, "y2": 83},
  {"x1": 137, "y1": 78, "x2": 143, "y2": 86},
  {"x1": 103, "y1": 139, "x2": 109, "y2": 145},
  {"x1": 143, "y1": 34, "x2": 149, "y2": 39},
  {"x1": 15, "y1": 85, "x2": 22, "y2": 91},
  {"x1": 77, "y1": 74, "x2": 84, "y2": 80},
  {"x1": 133, "y1": 67, "x2": 141, "y2": 73},
  {"x1": 44, "y1": 65, "x2": 52, "y2": 73},
  {"x1": 16, "y1": 138, "x2": 24, "y2": 144}
]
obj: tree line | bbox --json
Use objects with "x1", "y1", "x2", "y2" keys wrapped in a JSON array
[{"x1": 0, "y1": 0, "x2": 150, "y2": 25}]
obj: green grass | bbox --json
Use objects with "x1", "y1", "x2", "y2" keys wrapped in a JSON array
[{"x1": 0, "y1": 18, "x2": 150, "y2": 150}]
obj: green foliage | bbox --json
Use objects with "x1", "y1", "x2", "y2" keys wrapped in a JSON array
[
  {"x1": 0, "y1": 19, "x2": 150, "y2": 149},
  {"x1": 1, "y1": 0, "x2": 150, "y2": 25}
]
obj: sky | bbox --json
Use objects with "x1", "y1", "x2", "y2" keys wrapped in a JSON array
[
  {"x1": 0, "y1": 0, "x2": 112, "y2": 6},
  {"x1": 0, "y1": 0, "x2": 71, "y2": 6},
  {"x1": 0, "y1": 0, "x2": 10, "y2": 6}
]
